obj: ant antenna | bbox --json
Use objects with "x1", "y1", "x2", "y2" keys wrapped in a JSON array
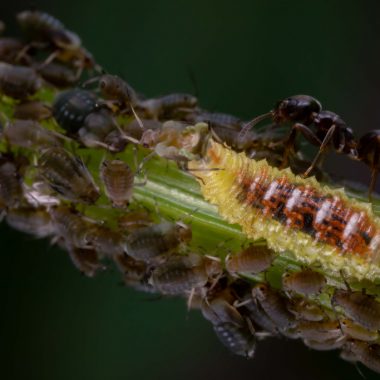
[{"x1": 238, "y1": 112, "x2": 273, "y2": 143}]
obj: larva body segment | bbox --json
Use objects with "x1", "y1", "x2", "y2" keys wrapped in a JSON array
[{"x1": 188, "y1": 140, "x2": 380, "y2": 281}]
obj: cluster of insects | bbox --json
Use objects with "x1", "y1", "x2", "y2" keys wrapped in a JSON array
[{"x1": 1, "y1": 9, "x2": 380, "y2": 376}]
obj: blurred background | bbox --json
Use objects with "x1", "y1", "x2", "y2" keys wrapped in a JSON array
[{"x1": 1, "y1": 0, "x2": 380, "y2": 379}]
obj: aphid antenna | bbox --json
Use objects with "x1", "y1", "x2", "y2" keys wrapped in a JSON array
[{"x1": 238, "y1": 112, "x2": 273, "y2": 143}]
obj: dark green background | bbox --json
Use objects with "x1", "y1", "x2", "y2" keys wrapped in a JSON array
[{"x1": 1, "y1": 1, "x2": 380, "y2": 379}]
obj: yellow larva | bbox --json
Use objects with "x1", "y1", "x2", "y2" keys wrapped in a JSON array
[{"x1": 188, "y1": 140, "x2": 380, "y2": 281}]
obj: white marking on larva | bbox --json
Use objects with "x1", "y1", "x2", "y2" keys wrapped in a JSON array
[
  {"x1": 369, "y1": 234, "x2": 380, "y2": 252},
  {"x1": 343, "y1": 212, "x2": 362, "y2": 239},
  {"x1": 315, "y1": 199, "x2": 332, "y2": 225},
  {"x1": 263, "y1": 181, "x2": 278, "y2": 201},
  {"x1": 285, "y1": 188, "x2": 302, "y2": 211}
]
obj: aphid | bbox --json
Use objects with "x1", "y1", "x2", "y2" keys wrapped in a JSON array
[
  {"x1": 287, "y1": 299, "x2": 326, "y2": 322},
  {"x1": 117, "y1": 209, "x2": 154, "y2": 232},
  {"x1": 96, "y1": 74, "x2": 139, "y2": 110},
  {"x1": 99, "y1": 159, "x2": 135, "y2": 208},
  {"x1": 66, "y1": 246, "x2": 105, "y2": 278},
  {"x1": 0, "y1": 38, "x2": 26, "y2": 64},
  {"x1": 188, "y1": 140, "x2": 380, "y2": 281},
  {"x1": 239, "y1": 95, "x2": 357, "y2": 174},
  {"x1": 78, "y1": 109, "x2": 126, "y2": 152},
  {"x1": 149, "y1": 254, "x2": 209, "y2": 295},
  {"x1": 4, "y1": 120, "x2": 63, "y2": 148},
  {"x1": 251, "y1": 283, "x2": 295, "y2": 330},
  {"x1": 0, "y1": 157, "x2": 24, "y2": 209},
  {"x1": 52, "y1": 88, "x2": 99, "y2": 134},
  {"x1": 38, "y1": 147, "x2": 100, "y2": 204},
  {"x1": 37, "y1": 61, "x2": 79, "y2": 88},
  {"x1": 357, "y1": 130, "x2": 380, "y2": 197},
  {"x1": 331, "y1": 289, "x2": 380, "y2": 331},
  {"x1": 141, "y1": 121, "x2": 209, "y2": 164},
  {"x1": 225, "y1": 244, "x2": 274, "y2": 276},
  {"x1": 50, "y1": 206, "x2": 96, "y2": 249},
  {"x1": 6, "y1": 206, "x2": 54, "y2": 238},
  {"x1": 86, "y1": 224, "x2": 126, "y2": 258},
  {"x1": 213, "y1": 322, "x2": 256, "y2": 359},
  {"x1": 138, "y1": 93, "x2": 198, "y2": 120},
  {"x1": 13, "y1": 101, "x2": 52, "y2": 120},
  {"x1": 303, "y1": 336, "x2": 346, "y2": 351},
  {"x1": 17, "y1": 10, "x2": 95, "y2": 73},
  {"x1": 282, "y1": 269, "x2": 326, "y2": 297},
  {"x1": 297, "y1": 320, "x2": 343, "y2": 342},
  {"x1": 340, "y1": 318, "x2": 379, "y2": 342},
  {"x1": 342, "y1": 341, "x2": 380, "y2": 374},
  {"x1": 149, "y1": 254, "x2": 222, "y2": 295},
  {"x1": 201, "y1": 290, "x2": 244, "y2": 327},
  {"x1": 125, "y1": 221, "x2": 192, "y2": 263},
  {"x1": 0, "y1": 62, "x2": 41, "y2": 99},
  {"x1": 240, "y1": 296, "x2": 279, "y2": 334}
]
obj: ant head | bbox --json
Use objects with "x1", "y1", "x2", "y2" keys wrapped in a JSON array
[{"x1": 274, "y1": 95, "x2": 322, "y2": 124}]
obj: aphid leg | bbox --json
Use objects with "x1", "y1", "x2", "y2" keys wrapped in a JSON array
[
  {"x1": 281, "y1": 123, "x2": 322, "y2": 169},
  {"x1": 186, "y1": 287, "x2": 196, "y2": 310},
  {"x1": 113, "y1": 119, "x2": 140, "y2": 145},
  {"x1": 303, "y1": 124, "x2": 337, "y2": 177}
]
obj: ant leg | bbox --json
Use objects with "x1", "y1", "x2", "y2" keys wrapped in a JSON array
[
  {"x1": 304, "y1": 125, "x2": 337, "y2": 177},
  {"x1": 281, "y1": 123, "x2": 321, "y2": 169},
  {"x1": 368, "y1": 145, "x2": 380, "y2": 199}
]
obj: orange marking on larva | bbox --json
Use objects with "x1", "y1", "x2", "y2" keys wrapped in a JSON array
[
  {"x1": 188, "y1": 140, "x2": 380, "y2": 281},
  {"x1": 208, "y1": 145, "x2": 221, "y2": 165}
]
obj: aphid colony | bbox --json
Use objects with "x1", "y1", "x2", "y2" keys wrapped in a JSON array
[{"x1": 1, "y1": 10, "x2": 380, "y2": 376}]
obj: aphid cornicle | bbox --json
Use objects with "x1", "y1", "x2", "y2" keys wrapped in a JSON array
[
  {"x1": 331, "y1": 289, "x2": 380, "y2": 331},
  {"x1": 251, "y1": 283, "x2": 295, "y2": 330},
  {"x1": 225, "y1": 244, "x2": 274, "y2": 276},
  {"x1": 188, "y1": 140, "x2": 380, "y2": 281},
  {"x1": 13, "y1": 101, "x2": 52, "y2": 121},
  {"x1": 53, "y1": 88, "x2": 99, "y2": 134},
  {"x1": 38, "y1": 147, "x2": 100, "y2": 204},
  {"x1": 0, "y1": 62, "x2": 41, "y2": 99},
  {"x1": 100, "y1": 159, "x2": 135, "y2": 208},
  {"x1": 125, "y1": 221, "x2": 192, "y2": 263},
  {"x1": 282, "y1": 269, "x2": 326, "y2": 297},
  {"x1": 213, "y1": 322, "x2": 256, "y2": 359}
]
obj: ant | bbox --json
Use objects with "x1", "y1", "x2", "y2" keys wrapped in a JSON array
[{"x1": 238, "y1": 95, "x2": 358, "y2": 176}]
